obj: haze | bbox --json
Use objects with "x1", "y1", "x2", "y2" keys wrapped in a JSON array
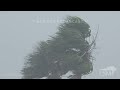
[{"x1": 0, "y1": 11, "x2": 120, "y2": 79}]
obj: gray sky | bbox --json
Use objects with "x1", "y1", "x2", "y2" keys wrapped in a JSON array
[{"x1": 0, "y1": 11, "x2": 120, "y2": 79}]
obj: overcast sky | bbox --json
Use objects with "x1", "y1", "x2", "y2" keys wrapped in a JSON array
[{"x1": 0, "y1": 11, "x2": 120, "y2": 79}]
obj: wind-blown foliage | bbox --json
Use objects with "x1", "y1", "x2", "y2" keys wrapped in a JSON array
[{"x1": 21, "y1": 16, "x2": 97, "y2": 79}]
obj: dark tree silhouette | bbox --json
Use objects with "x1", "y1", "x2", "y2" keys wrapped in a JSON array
[{"x1": 21, "y1": 16, "x2": 98, "y2": 79}]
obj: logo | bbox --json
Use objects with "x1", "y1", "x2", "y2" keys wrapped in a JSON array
[{"x1": 99, "y1": 66, "x2": 117, "y2": 77}]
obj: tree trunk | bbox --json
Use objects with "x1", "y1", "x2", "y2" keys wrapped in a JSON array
[
  {"x1": 70, "y1": 74, "x2": 82, "y2": 79},
  {"x1": 47, "y1": 73, "x2": 61, "y2": 79}
]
